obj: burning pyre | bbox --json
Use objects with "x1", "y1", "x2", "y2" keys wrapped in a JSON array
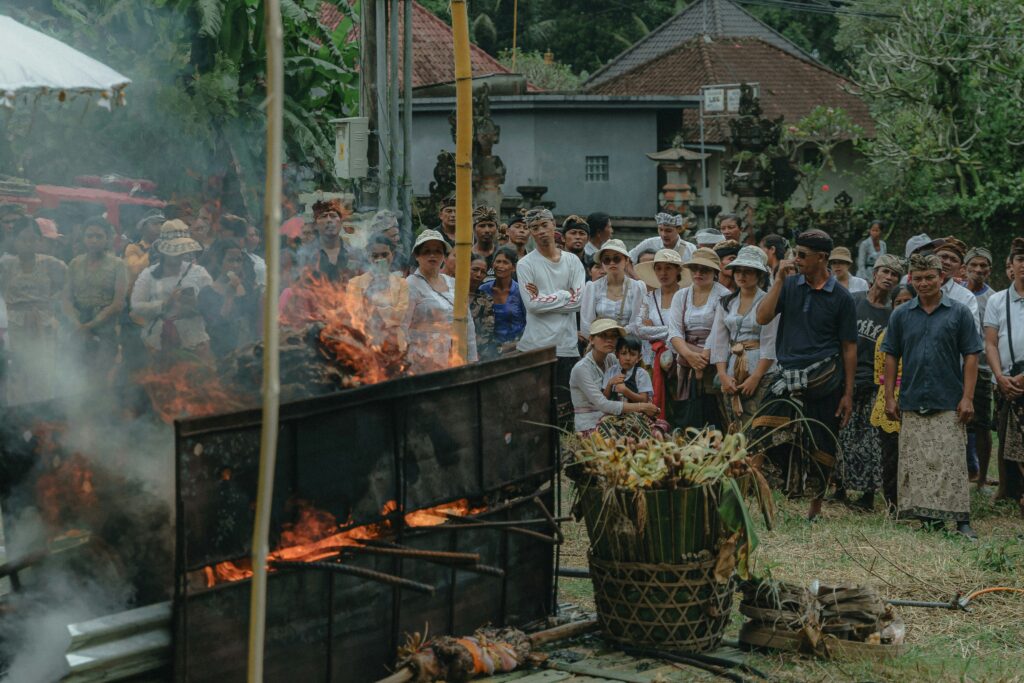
[
  {"x1": 199, "y1": 498, "x2": 485, "y2": 588},
  {"x1": 137, "y1": 274, "x2": 465, "y2": 423}
]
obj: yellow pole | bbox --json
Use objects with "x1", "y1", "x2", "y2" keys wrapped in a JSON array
[
  {"x1": 511, "y1": 0, "x2": 519, "y2": 72},
  {"x1": 451, "y1": 0, "x2": 473, "y2": 361},
  {"x1": 246, "y1": 0, "x2": 282, "y2": 679}
]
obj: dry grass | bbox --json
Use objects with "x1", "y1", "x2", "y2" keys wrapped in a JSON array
[{"x1": 556, "y1": 478, "x2": 1024, "y2": 682}]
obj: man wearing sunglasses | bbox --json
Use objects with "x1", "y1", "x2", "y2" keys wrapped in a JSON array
[{"x1": 757, "y1": 229, "x2": 858, "y2": 520}]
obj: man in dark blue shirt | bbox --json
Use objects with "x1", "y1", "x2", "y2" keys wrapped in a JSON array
[
  {"x1": 883, "y1": 253, "x2": 982, "y2": 538},
  {"x1": 757, "y1": 229, "x2": 858, "y2": 520}
]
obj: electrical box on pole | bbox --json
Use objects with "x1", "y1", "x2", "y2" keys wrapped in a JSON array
[{"x1": 332, "y1": 117, "x2": 369, "y2": 179}]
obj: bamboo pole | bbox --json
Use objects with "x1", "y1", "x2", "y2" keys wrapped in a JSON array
[
  {"x1": 511, "y1": 0, "x2": 519, "y2": 72},
  {"x1": 451, "y1": 0, "x2": 473, "y2": 361},
  {"x1": 389, "y1": 0, "x2": 400, "y2": 213},
  {"x1": 401, "y1": 0, "x2": 413, "y2": 243},
  {"x1": 246, "y1": 0, "x2": 283, "y2": 680}
]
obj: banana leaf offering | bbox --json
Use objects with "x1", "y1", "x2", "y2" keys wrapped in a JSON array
[{"x1": 570, "y1": 428, "x2": 774, "y2": 578}]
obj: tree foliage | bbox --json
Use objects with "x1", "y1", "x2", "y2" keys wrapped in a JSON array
[
  {"x1": 2, "y1": 0, "x2": 359, "y2": 214},
  {"x1": 496, "y1": 49, "x2": 583, "y2": 91},
  {"x1": 839, "y1": 0, "x2": 1024, "y2": 253}
]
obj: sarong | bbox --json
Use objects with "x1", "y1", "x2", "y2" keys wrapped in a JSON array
[
  {"x1": 836, "y1": 386, "x2": 883, "y2": 492},
  {"x1": 898, "y1": 411, "x2": 969, "y2": 522}
]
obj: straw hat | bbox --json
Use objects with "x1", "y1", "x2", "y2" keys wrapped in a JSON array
[
  {"x1": 684, "y1": 247, "x2": 721, "y2": 272},
  {"x1": 156, "y1": 219, "x2": 201, "y2": 256},
  {"x1": 828, "y1": 246, "x2": 853, "y2": 264},
  {"x1": 635, "y1": 248, "x2": 693, "y2": 289},
  {"x1": 595, "y1": 238, "x2": 630, "y2": 263},
  {"x1": 725, "y1": 245, "x2": 769, "y2": 273},
  {"x1": 413, "y1": 228, "x2": 451, "y2": 254},
  {"x1": 589, "y1": 318, "x2": 626, "y2": 338}
]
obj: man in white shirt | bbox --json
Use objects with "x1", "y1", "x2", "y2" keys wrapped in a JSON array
[
  {"x1": 517, "y1": 207, "x2": 586, "y2": 427},
  {"x1": 629, "y1": 212, "x2": 695, "y2": 264},
  {"x1": 935, "y1": 237, "x2": 981, "y2": 334},
  {"x1": 982, "y1": 238, "x2": 1024, "y2": 504}
]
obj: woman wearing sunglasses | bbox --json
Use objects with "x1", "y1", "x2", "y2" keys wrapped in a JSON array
[
  {"x1": 579, "y1": 239, "x2": 644, "y2": 338},
  {"x1": 668, "y1": 247, "x2": 732, "y2": 430}
]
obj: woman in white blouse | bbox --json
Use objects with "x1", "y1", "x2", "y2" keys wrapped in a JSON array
[
  {"x1": 405, "y1": 229, "x2": 477, "y2": 374},
  {"x1": 710, "y1": 246, "x2": 779, "y2": 430},
  {"x1": 579, "y1": 239, "x2": 645, "y2": 337},
  {"x1": 569, "y1": 318, "x2": 659, "y2": 434},
  {"x1": 668, "y1": 247, "x2": 732, "y2": 431},
  {"x1": 633, "y1": 248, "x2": 692, "y2": 420}
]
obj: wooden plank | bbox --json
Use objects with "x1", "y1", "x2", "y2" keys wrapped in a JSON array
[{"x1": 67, "y1": 602, "x2": 171, "y2": 650}]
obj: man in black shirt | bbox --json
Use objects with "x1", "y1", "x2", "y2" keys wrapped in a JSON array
[
  {"x1": 757, "y1": 229, "x2": 858, "y2": 520},
  {"x1": 835, "y1": 254, "x2": 903, "y2": 511}
]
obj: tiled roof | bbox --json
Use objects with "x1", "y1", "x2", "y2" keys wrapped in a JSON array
[
  {"x1": 588, "y1": 37, "x2": 874, "y2": 141},
  {"x1": 584, "y1": 0, "x2": 815, "y2": 90},
  {"x1": 319, "y1": 1, "x2": 529, "y2": 90}
]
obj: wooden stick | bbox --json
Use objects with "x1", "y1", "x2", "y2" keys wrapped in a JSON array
[{"x1": 247, "y1": 0, "x2": 283, "y2": 681}]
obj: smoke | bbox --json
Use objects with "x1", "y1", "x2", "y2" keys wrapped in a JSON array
[{"x1": 0, "y1": 342, "x2": 175, "y2": 681}]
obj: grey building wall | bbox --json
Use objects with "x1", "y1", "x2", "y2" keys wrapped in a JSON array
[{"x1": 408, "y1": 107, "x2": 661, "y2": 218}]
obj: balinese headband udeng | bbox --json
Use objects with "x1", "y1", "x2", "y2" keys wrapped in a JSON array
[
  {"x1": 909, "y1": 253, "x2": 943, "y2": 273},
  {"x1": 472, "y1": 206, "x2": 498, "y2": 225},
  {"x1": 525, "y1": 207, "x2": 554, "y2": 225},
  {"x1": 655, "y1": 212, "x2": 684, "y2": 227},
  {"x1": 795, "y1": 229, "x2": 834, "y2": 253}
]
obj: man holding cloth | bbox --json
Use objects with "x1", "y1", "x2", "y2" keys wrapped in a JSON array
[
  {"x1": 757, "y1": 229, "x2": 857, "y2": 520},
  {"x1": 883, "y1": 253, "x2": 982, "y2": 538}
]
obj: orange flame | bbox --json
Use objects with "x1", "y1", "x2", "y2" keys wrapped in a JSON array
[
  {"x1": 199, "y1": 498, "x2": 483, "y2": 588},
  {"x1": 288, "y1": 275, "x2": 407, "y2": 386},
  {"x1": 135, "y1": 361, "x2": 247, "y2": 423}
]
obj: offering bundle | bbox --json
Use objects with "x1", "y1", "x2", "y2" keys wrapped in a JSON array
[{"x1": 567, "y1": 427, "x2": 774, "y2": 651}]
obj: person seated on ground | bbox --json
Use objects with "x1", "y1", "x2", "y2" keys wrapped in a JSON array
[
  {"x1": 63, "y1": 217, "x2": 128, "y2": 381},
  {"x1": 130, "y1": 220, "x2": 213, "y2": 363},
  {"x1": 478, "y1": 246, "x2": 527, "y2": 354},
  {"x1": 603, "y1": 335, "x2": 653, "y2": 404},
  {"x1": 569, "y1": 319, "x2": 659, "y2": 435},
  {"x1": 198, "y1": 239, "x2": 261, "y2": 360}
]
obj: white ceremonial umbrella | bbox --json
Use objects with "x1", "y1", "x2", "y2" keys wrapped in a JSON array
[{"x1": 0, "y1": 15, "x2": 130, "y2": 109}]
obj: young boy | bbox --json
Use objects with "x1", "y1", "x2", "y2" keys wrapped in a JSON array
[{"x1": 603, "y1": 335, "x2": 654, "y2": 403}]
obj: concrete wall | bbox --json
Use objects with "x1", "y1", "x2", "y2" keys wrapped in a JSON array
[{"x1": 408, "y1": 107, "x2": 660, "y2": 217}]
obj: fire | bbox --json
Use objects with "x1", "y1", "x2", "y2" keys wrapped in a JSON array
[
  {"x1": 136, "y1": 360, "x2": 247, "y2": 423},
  {"x1": 35, "y1": 452, "x2": 99, "y2": 530},
  {"x1": 291, "y1": 275, "x2": 407, "y2": 386},
  {"x1": 200, "y1": 498, "x2": 483, "y2": 588}
]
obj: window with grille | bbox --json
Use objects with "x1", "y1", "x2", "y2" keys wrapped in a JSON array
[{"x1": 585, "y1": 156, "x2": 609, "y2": 182}]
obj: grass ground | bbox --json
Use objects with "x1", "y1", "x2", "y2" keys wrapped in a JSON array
[{"x1": 555, "y1": 477, "x2": 1024, "y2": 682}]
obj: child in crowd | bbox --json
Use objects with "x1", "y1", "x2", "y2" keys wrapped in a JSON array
[{"x1": 603, "y1": 335, "x2": 654, "y2": 403}]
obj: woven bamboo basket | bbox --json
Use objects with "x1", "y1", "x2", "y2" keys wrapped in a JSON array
[{"x1": 588, "y1": 552, "x2": 735, "y2": 651}]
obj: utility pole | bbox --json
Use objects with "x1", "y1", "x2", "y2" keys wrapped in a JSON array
[{"x1": 360, "y1": 0, "x2": 380, "y2": 208}]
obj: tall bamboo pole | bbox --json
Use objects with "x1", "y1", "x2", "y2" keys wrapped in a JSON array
[
  {"x1": 389, "y1": 0, "x2": 400, "y2": 212},
  {"x1": 401, "y1": 0, "x2": 413, "y2": 243},
  {"x1": 246, "y1": 0, "x2": 282, "y2": 680},
  {"x1": 376, "y1": 0, "x2": 389, "y2": 208},
  {"x1": 451, "y1": 0, "x2": 472, "y2": 361},
  {"x1": 511, "y1": 0, "x2": 519, "y2": 72}
]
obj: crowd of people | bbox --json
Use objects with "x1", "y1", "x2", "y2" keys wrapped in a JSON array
[{"x1": 0, "y1": 196, "x2": 1022, "y2": 539}]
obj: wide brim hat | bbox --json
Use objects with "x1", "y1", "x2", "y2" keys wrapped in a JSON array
[
  {"x1": 828, "y1": 246, "x2": 854, "y2": 264},
  {"x1": 684, "y1": 247, "x2": 721, "y2": 272},
  {"x1": 589, "y1": 318, "x2": 626, "y2": 337},
  {"x1": 412, "y1": 228, "x2": 451, "y2": 254},
  {"x1": 635, "y1": 248, "x2": 693, "y2": 289},
  {"x1": 595, "y1": 238, "x2": 630, "y2": 263},
  {"x1": 725, "y1": 245, "x2": 769, "y2": 273},
  {"x1": 157, "y1": 219, "x2": 202, "y2": 256}
]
